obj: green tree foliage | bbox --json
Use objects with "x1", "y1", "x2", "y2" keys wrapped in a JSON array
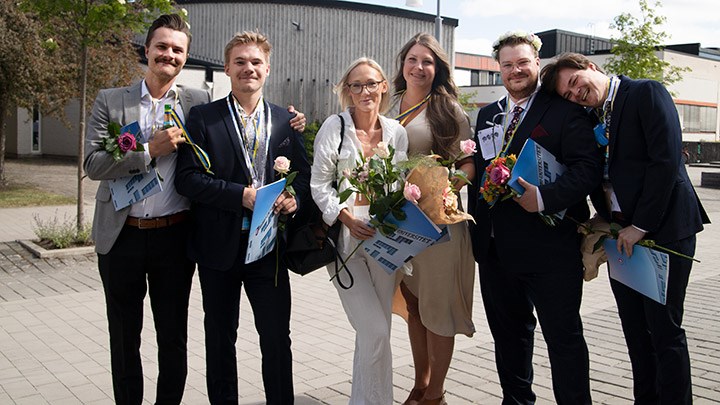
[
  {"x1": 21, "y1": 0, "x2": 176, "y2": 230},
  {"x1": 604, "y1": 0, "x2": 690, "y2": 89},
  {"x1": 0, "y1": 0, "x2": 60, "y2": 186}
]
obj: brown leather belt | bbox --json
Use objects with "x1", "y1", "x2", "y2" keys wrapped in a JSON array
[{"x1": 125, "y1": 211, "x2": 189, "y2": 229}]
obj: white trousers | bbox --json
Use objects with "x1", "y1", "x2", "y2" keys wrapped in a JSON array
[{"x1": 328, "y1": 208, "x2": 395, "y2": 405}]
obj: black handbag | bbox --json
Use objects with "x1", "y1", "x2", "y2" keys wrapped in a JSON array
[{"x1": 283, "y1": 115, "x2": 353, "y2": 288}]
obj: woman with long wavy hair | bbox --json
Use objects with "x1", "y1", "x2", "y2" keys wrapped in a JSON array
[{"x1": 391, "y1": 33, "x2": 476, "y2": 405}]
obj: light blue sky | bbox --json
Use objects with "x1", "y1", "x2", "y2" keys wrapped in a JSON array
[{"x1": 354, "y1": 0, "x2": 720, "y2": 56}]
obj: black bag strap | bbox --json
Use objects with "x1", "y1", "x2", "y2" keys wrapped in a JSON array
[{"x1": 331, "y1": 113, "x2": 354, "y2": 289}]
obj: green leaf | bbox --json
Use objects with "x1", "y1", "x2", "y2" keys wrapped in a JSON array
[
  {"x1": 338, "y1": 189, "x2": 354, "y2": 204},
  {"x1": 593, "y1": 235, "x2": 608, "y2": 253},
  {"x1": 107, "y1": 121, "x2": 121, "y2": 137},
  {"x1": 285, "y1": 171, "x2": 298, "y2": 186}
]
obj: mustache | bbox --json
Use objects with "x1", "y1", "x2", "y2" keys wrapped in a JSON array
[{"x1": 154, "y1": 57, "x2": 178, "y2": 66}]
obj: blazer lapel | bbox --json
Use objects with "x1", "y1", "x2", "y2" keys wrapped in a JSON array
[
  {"x1": 122, "y1": 82, "x2": 142, "y2": 129},
  {"x1": 509, "y1": 92, "x2": 550, "y2": 154},
  {"x1": 178, "y1": 85, "x2": 194, "y2": 116},
  {"x1": 220, "y1": 98, "x2": 253, "y2": 181},
  {"x1": 608, "y1": 77, "x2": 630, "y2": 167},
  {"x1": 264, "y1": 102, "x2": 279, "y2": 183}
]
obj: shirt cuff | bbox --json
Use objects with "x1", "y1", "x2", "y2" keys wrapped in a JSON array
[
  {"x1": 535, "y1": 187, "x2": 545, "y2": 212},
  {"x1": 143, "y1": 143, "x2": 151, "y2": 166},
  {"x1": 632, "y1": 225, "x2": 648, "y2": 234}
]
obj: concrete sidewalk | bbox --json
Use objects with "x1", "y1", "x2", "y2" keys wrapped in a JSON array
[{"x1": 1, "y1": 164, "x2": 719, "y2": 404}]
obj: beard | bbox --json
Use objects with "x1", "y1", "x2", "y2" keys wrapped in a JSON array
[{"x1": 505, "y1": 73, "x2": 538, "y2": 100}]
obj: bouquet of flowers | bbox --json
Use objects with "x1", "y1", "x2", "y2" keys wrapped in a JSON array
[
  {"x1": 338, "y1": 142, "x2": 410, "y2": 236},
  {"x1": 100, "y1": 121, "x2": 144, "y2": 161},
  {"x1": 480, "y1": 154, "x2": 517, "y2": 207},
  {"x1": 404, "y1": 139, "x2": 476, "y2": 224}
]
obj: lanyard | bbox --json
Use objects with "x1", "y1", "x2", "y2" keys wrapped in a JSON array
[
  {"x1": 226, "y1": 93, "x2": 273, "y2": 187},
  {"x1": 395, "y1": 92, "x2": 431, "y2": 126}
]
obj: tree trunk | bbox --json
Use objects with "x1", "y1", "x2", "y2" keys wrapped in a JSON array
[
  {"x1": 77, "y1": 44, "x2": 88, "y2": 233},
  {"x1": 0, "y1": 95, "x2": 7, "y2": 187}
]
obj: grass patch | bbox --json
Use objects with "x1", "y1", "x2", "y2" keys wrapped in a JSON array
[
  {"x1": 33, "y1": 213, "x2": 93, "y2": 249},
  {"x1": 0, "y1": 183, "x2": 75, "y2": 208}
]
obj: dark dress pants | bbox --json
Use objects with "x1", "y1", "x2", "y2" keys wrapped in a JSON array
[
  {"x1": 98, "y1": 221, "x2": 195, "y2": 405},
  {"x1": 610, "y1": 235, "x2": 696, "y2": 405},
  {"x1": 479, "y1": 241, "x2": 591, "y2": 405},
  {"x1": 199, "y1": 234, "x2": 293, "y2": 405}
]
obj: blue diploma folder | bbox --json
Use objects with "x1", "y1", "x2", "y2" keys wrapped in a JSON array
[
  {"x1": 508, "y1": 138, "x2": 567, "y2": 219},
  {"x1": 245, "y1": 178, "x2": 287, "y2": 264},
  {"x1": 603, "y1": 239, "x2": 669, "y2": 305}
]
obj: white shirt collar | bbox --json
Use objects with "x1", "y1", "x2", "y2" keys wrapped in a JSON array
[{"x1": 141, "y1": 80, "x2": 179, "y2": 103}]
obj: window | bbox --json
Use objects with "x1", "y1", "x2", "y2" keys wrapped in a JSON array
[
  {"x1": 677, "y1": 104, "x2": 717, "y2": 133},
  {"x1": 32, "y1": 105, "x2": 41, "y2": 153}
]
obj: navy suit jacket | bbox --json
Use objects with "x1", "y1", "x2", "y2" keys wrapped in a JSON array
[
  {"x1": 175, "y1": 97, "x2": 310, "y2": 271},
  {"x1": 589, "y1": 76, "x2": 709, "y2": 244},
  {"x1": 468, "y1": 90, "x2": 603, "y2": 273}
]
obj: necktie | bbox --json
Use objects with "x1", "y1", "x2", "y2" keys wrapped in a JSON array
[{"x1": 504, "y1": 105, "x2": 524, "y2": 144}]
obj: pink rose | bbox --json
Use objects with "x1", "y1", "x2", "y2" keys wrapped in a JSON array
[
  {"x1": 403, "y1": 182, "x2": 422, "y2": 204},
  {"x1": 273, "y1": 156, "x2": 291, "y2": 174},
  {"x1": 489, "y1": 164, "x2": 511, "y2": 185},
  {"x1": 460, "y1": 139, "x2": 477, "y2": 156},
  {"x1": 117, "y1": 132, "x2": 137, "y2": 153}
]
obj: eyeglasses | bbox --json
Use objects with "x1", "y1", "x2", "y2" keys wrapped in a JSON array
[
  {"x1": 500, "y1": 59, "x2": 533, "y2": 72},
  {"x1": 347, "y1": 80, "x2": 384, "y2": 94}
]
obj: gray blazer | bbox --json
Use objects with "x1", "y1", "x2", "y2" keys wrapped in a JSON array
[{"x1": 84, "y1": 81, "x2": 210, "y2": 254}]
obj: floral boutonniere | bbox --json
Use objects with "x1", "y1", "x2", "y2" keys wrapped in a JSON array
[
  {"x1": 101, "y1": 122, "x2": 144, "y2": 161},
  {"x1": 480, "y1": 154, "x2": 517, "y2": 207}
]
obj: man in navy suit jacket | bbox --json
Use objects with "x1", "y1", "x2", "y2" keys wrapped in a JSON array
[
  {"x1": 175, "y1": 31, "x2": 310, "y2": 404},
  {"x1": 467, "y1": 33, "x2": 602, "y2": 404},
  {"x1": 541, "y1": 52, "x2": 709, "y2": 405}
]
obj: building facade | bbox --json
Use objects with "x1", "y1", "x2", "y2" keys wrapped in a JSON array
[
  {"x1": 458, "y1": 30, "x2": 720, "y2": 142},
  {"x1": 7, "y1": 0, "x2": 457, "y2": 158}
]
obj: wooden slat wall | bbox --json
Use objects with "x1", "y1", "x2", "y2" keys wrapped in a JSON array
[{"x1": 185, "y1": 2, "x2": 455, "y2": 122}]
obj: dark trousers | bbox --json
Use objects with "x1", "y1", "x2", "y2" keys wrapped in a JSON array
[
  {"x1": 478, "y1": 241, "x2": 591, "y2": 405},
  {"x1": 610, "y1": 235, "x2": 696, "y2": 405},
  {"x1": 199, "y1": 235, "x2": 294, "y2": 405},
  {"x1": 98, "y1": 221, "x2": 195, "y2": 405}
]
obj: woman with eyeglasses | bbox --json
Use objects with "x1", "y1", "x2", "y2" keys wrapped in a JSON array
[
  {"x1": 310, "y1": 57, "x2": 408, "y2": 405},
  {"x1": 390, "y1": 33, "x2": 476, "y2": 405}
]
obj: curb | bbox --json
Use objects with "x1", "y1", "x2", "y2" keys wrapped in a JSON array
[{"x1": 17, "y1": 239, "x2": 95, "y2": 259}]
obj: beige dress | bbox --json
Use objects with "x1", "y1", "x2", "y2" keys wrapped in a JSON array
[{"x1": 391, "y1": 102, "x2": 476, "y2": 337}]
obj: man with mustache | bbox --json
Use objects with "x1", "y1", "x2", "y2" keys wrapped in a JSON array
[
  {"x1": 85, "y1": 15, "x2": 304, "y2": 404},
  {"x1": 467, "y1": 32, "x2": 602, "y2": 404},
  {"x1": 540, "y1": 52, "x2": 709, "y2": 405},
  {"x1": 175, "y1": 31, "x2": 310, "y2": 404}
]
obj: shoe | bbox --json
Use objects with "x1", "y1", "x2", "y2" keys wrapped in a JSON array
[
  {"x1": 402, "y1": 387, "x2": 427, "y2": 405},
  {"x1": 419, "y1": 392, "x2": 447, "y2": 405}
]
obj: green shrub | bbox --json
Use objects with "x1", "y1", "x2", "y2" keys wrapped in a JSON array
[
  {"x1": 302, "y1": 120, "x2": 321, "y2": 163},
  {"x1": 32, "y1": 212, "x2": 93, "y2": 249}
]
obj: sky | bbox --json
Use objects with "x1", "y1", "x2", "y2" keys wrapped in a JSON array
[{"x1": 356, "y1": 0, "x2": 720, "y2": 56}]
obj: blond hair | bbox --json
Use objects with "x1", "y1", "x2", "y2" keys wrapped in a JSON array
[
  {"x1": 334, "y1": 57, "x2": 390, "y2": 113},
  {"x1": 224, "y1": 31, "x2": 272, "y2": 65}
]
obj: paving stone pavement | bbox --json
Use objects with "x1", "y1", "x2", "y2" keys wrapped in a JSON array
[{"x1": 1, "y1": 162, "x2": 719, "y2": 404}]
